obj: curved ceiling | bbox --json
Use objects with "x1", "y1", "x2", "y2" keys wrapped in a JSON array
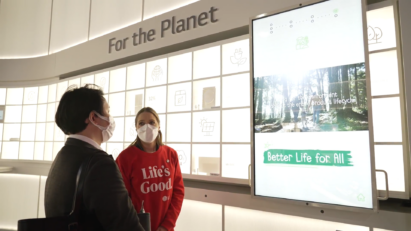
[{"x1": 0, "y1": 0, "x2": 198, "y2": 59}]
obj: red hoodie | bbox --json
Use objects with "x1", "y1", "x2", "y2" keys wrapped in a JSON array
[{"x1": 116, "y1": 145, "x2": 184, "y2": 231}]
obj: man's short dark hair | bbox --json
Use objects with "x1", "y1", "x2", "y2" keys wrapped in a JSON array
[{"x1": 55, "y1": 84, "x2": 105, "y2": 135}]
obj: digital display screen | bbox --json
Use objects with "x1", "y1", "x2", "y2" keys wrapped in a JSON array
[{"x1": 252, "y1": 0, "x2": 374, "y2": 209}]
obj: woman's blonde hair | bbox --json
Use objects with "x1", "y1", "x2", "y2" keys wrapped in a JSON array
[{"x1": 130, "y1": 107, "x2": 164, "y2": 148}]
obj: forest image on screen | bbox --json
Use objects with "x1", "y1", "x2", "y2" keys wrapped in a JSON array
[{"x1": 252, "y1": 0, "x2": 374, "y2": 209}]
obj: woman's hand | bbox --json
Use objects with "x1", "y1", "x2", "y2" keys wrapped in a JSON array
[{"x1": 156, "y1": 226, "x2": 167, "y2": 231}]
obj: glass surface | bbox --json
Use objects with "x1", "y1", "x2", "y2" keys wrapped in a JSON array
[
  {"x1": 22, "y1": 105, "x2": 37, "y2": 123},
  {"x1": 192, "y1": 144, "x2": 220, "y2": 176},
  {"x1": 222, "y1": 144, "x2": 250, "y2": 179},
  {"x1": 56, "y1": 81, "x2": 68, "y2": 101},
  {"x1": 252, "y1": 0, "x2": 373, "y2": 209},
  {"x1": 53, "y1": 142, "x2": 64, "y2": 160},
  {"x1": 193, "y1": 46, "x2": 220, "y2": 79},
  {"x1": 145, "y1": 86, "x2": 167, "y2": 113},
  {"x1": 222, "y1": 73, "x2": 250, "y2": 108},
  {"x1": 367, "y1": 6, "x2": 396, "y2": 52},
  {"x1": 45, "y1": 123, "x2": 54, "y2": 142},
  {"x1": 372, "y1": 97, "x2": 402, "y2": 142},
  {"x1": 126, "y1": 90, "x2": 145, "y2": 116},
  {"x1": 222, "y1": 109, "x2": 251, "y2": 142},
  {"x1": 127, "y1": 63, "x2": 145, "y2": 90},
  {"x1": 166, "y1": 113, "x2": 191, "y2": 142},
  {"x1": 369, "y1": 50, "x2": 399, "y2": 96},
  {"x1": 46, "y1": 103, "x2": 56, "y2": 122},
  {"x1": 54, "y1": 123, "x2": 65, "y2": 141},
  {"x1": 48, "y1": 84, "x2": 57, "y2": 102},
  {"x1": 23, "y1": 87, "x2": 39, "y2": 104},
  {"x1": 146, "y1": 58, "x2": 168, "y2": 87},
  {"x1": 95, "y1": 71, "x2": 110, "y2": 93},
  {"x1": 107, "y1": 142, "x2": 124, "y2": 160},
  {"x1": 0, "y1": 88, "x2": 6, "y2": 105},
  {"x1": 5, "y1": 106, "x2": 22, "y2": 123},
  {"x1": 193, "y1": 78, "x2": 220, "y2": 111},
  {"x1": 1, "y1": 142, "x2": 19, "y2": 159},
  {"x1": 3, "y1": 124, "x2": 20, "y2": 141},
  {"x1": 168, "y1": 52, "x2": 192, "y2": 83},
  {"x1": 375, "y1": 145, "x2": 405, "y2": 192},
  {"x1": 81, "y1": 75, "x2": 94, "y2": 87},
  {"x1": 109, "y1": 92, "x2": 125, "y2": 117},
  {"x1": 19, "y1": 142, "x2": 34, "y2": 160},
  {"x1": 34, "y1": 142, "x2": 45, "y2": 160},
  {"x1": 166, "y1": 143, "x2": 191, "y2": 174},
  {"x1": 35, "y1": 123, "x2": 46, "y2": 141},
  {"x1": 167, "y1": 82, "x2": 192, "y2": 112},
  {"x1": 124, "y1": 116, "x2": 137, "y2": 142},
  {"x1": 20, "y1": 124, "x2": 36, "y2": 141},
  {"x1": 159, "y1": 114, "x2": 166, "y2": 143},
  {"x1": 6, "y1": 88, "x2": 24, "y2": 105},
  {"x1": 36, "y1": 104, "x2": 47, "y2": 122},
  {"x1": 44, "y1": 142, "x2": 53, "y2": 161},
  {"x1": 110, "y1": 68, "x2": 126, "y2": 92},
  {"x1": 222, "y1": 39, "x2": 250, "y2": 75},
  {"x1": 68, "y1": 78, "x2": 81, "y2": 89},
  {"x1": 192, "y1": 111, "x2": 220, "y2": 142},
  {"x1": 110, "y1": 117, "x2": 124, "y2": 142},
  {"x1": 38, "y1": 86, "x2": 48, "y2": 104}
]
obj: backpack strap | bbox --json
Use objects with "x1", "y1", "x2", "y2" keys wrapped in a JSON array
[{"x1": 67, "y1": 156, "x2": 93, "y2": 230}]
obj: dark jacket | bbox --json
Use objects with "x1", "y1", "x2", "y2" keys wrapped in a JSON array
[{"x1": 45, "y1": 138, "x2": 145, "y2": 231}]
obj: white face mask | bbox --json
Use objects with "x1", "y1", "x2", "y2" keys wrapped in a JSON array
[
  {"x1": 137, "y1": 124, "x2": 159, "y2": 143},
  {"x1": 90, "y1": 111, "x2": 116, "y2": 143}
]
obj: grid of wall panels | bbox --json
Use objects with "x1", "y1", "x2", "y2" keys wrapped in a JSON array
[
  {"x1": 0, "y1": 6, "x2": 408, "y2": 190},
  {"x1": 367, "y1": 6, "x2": 408, "y2": 196},
  {"x1": 0, "y1": 37, "x2": 251, "y2": 181}
]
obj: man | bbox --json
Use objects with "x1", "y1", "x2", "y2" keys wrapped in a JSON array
[
  {"x1": 291, "y1": 95, "x2": 302, "y2": 123},
  {"x1": 45, "y1": 84, "x2": 145, "y2": 231},
  {"x1": 309, "y1": 92, "x2": 324, "y2": 126}
]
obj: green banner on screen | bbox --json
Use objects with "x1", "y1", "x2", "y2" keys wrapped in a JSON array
[{"x1": 263, "y1": 149, "x2": 353, "y2": 166}]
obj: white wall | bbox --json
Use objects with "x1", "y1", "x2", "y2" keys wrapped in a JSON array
[
  {"x1": 0, "y1": 0, "x2": 52, "y2": 59},
  {"x1": 49, "y1": 0, "x2": 90, "y2": 54},
  {"x1": 0, "y1": 0, "x2": 198, "y2": 58},
  {"x1": 0, "y1": 177, "x2": 408, "y2": 231},
  {"x1": 0, "y1": 174, "x2": 40, "y2": 230},
  {"x1": 89, "y1": 0, "x2": 143, "y2": 40},
  {"x1": 143, "y1": 0, "x2": 198, "y2": 20}
]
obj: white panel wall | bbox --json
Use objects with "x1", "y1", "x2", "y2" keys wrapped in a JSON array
[
  {"x1": 0, "y1": 0, "x2": 52, "y2": 59},
  {"x1": 0, "y1": 174, "x2": 40, "y2": 230},
  {"x1": 89, "y1": 0, "x2": 143, "y2": 40},
  {"x1": 49, "y1": 0, "x2": 90, "y2": 54},
  {"x1": 224, "y1": 206, "x2": 368, "y2": 231},
  {"x1": 175, "y1": 199, "x2": 222, "y2": 231},
  {"x1": 144, "y1": 0, "x2": 199, "y2": 20}
]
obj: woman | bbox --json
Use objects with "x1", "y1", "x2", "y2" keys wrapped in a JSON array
[{"x1": 116, "y1": 107, "x2": 185, "y2": 231}]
